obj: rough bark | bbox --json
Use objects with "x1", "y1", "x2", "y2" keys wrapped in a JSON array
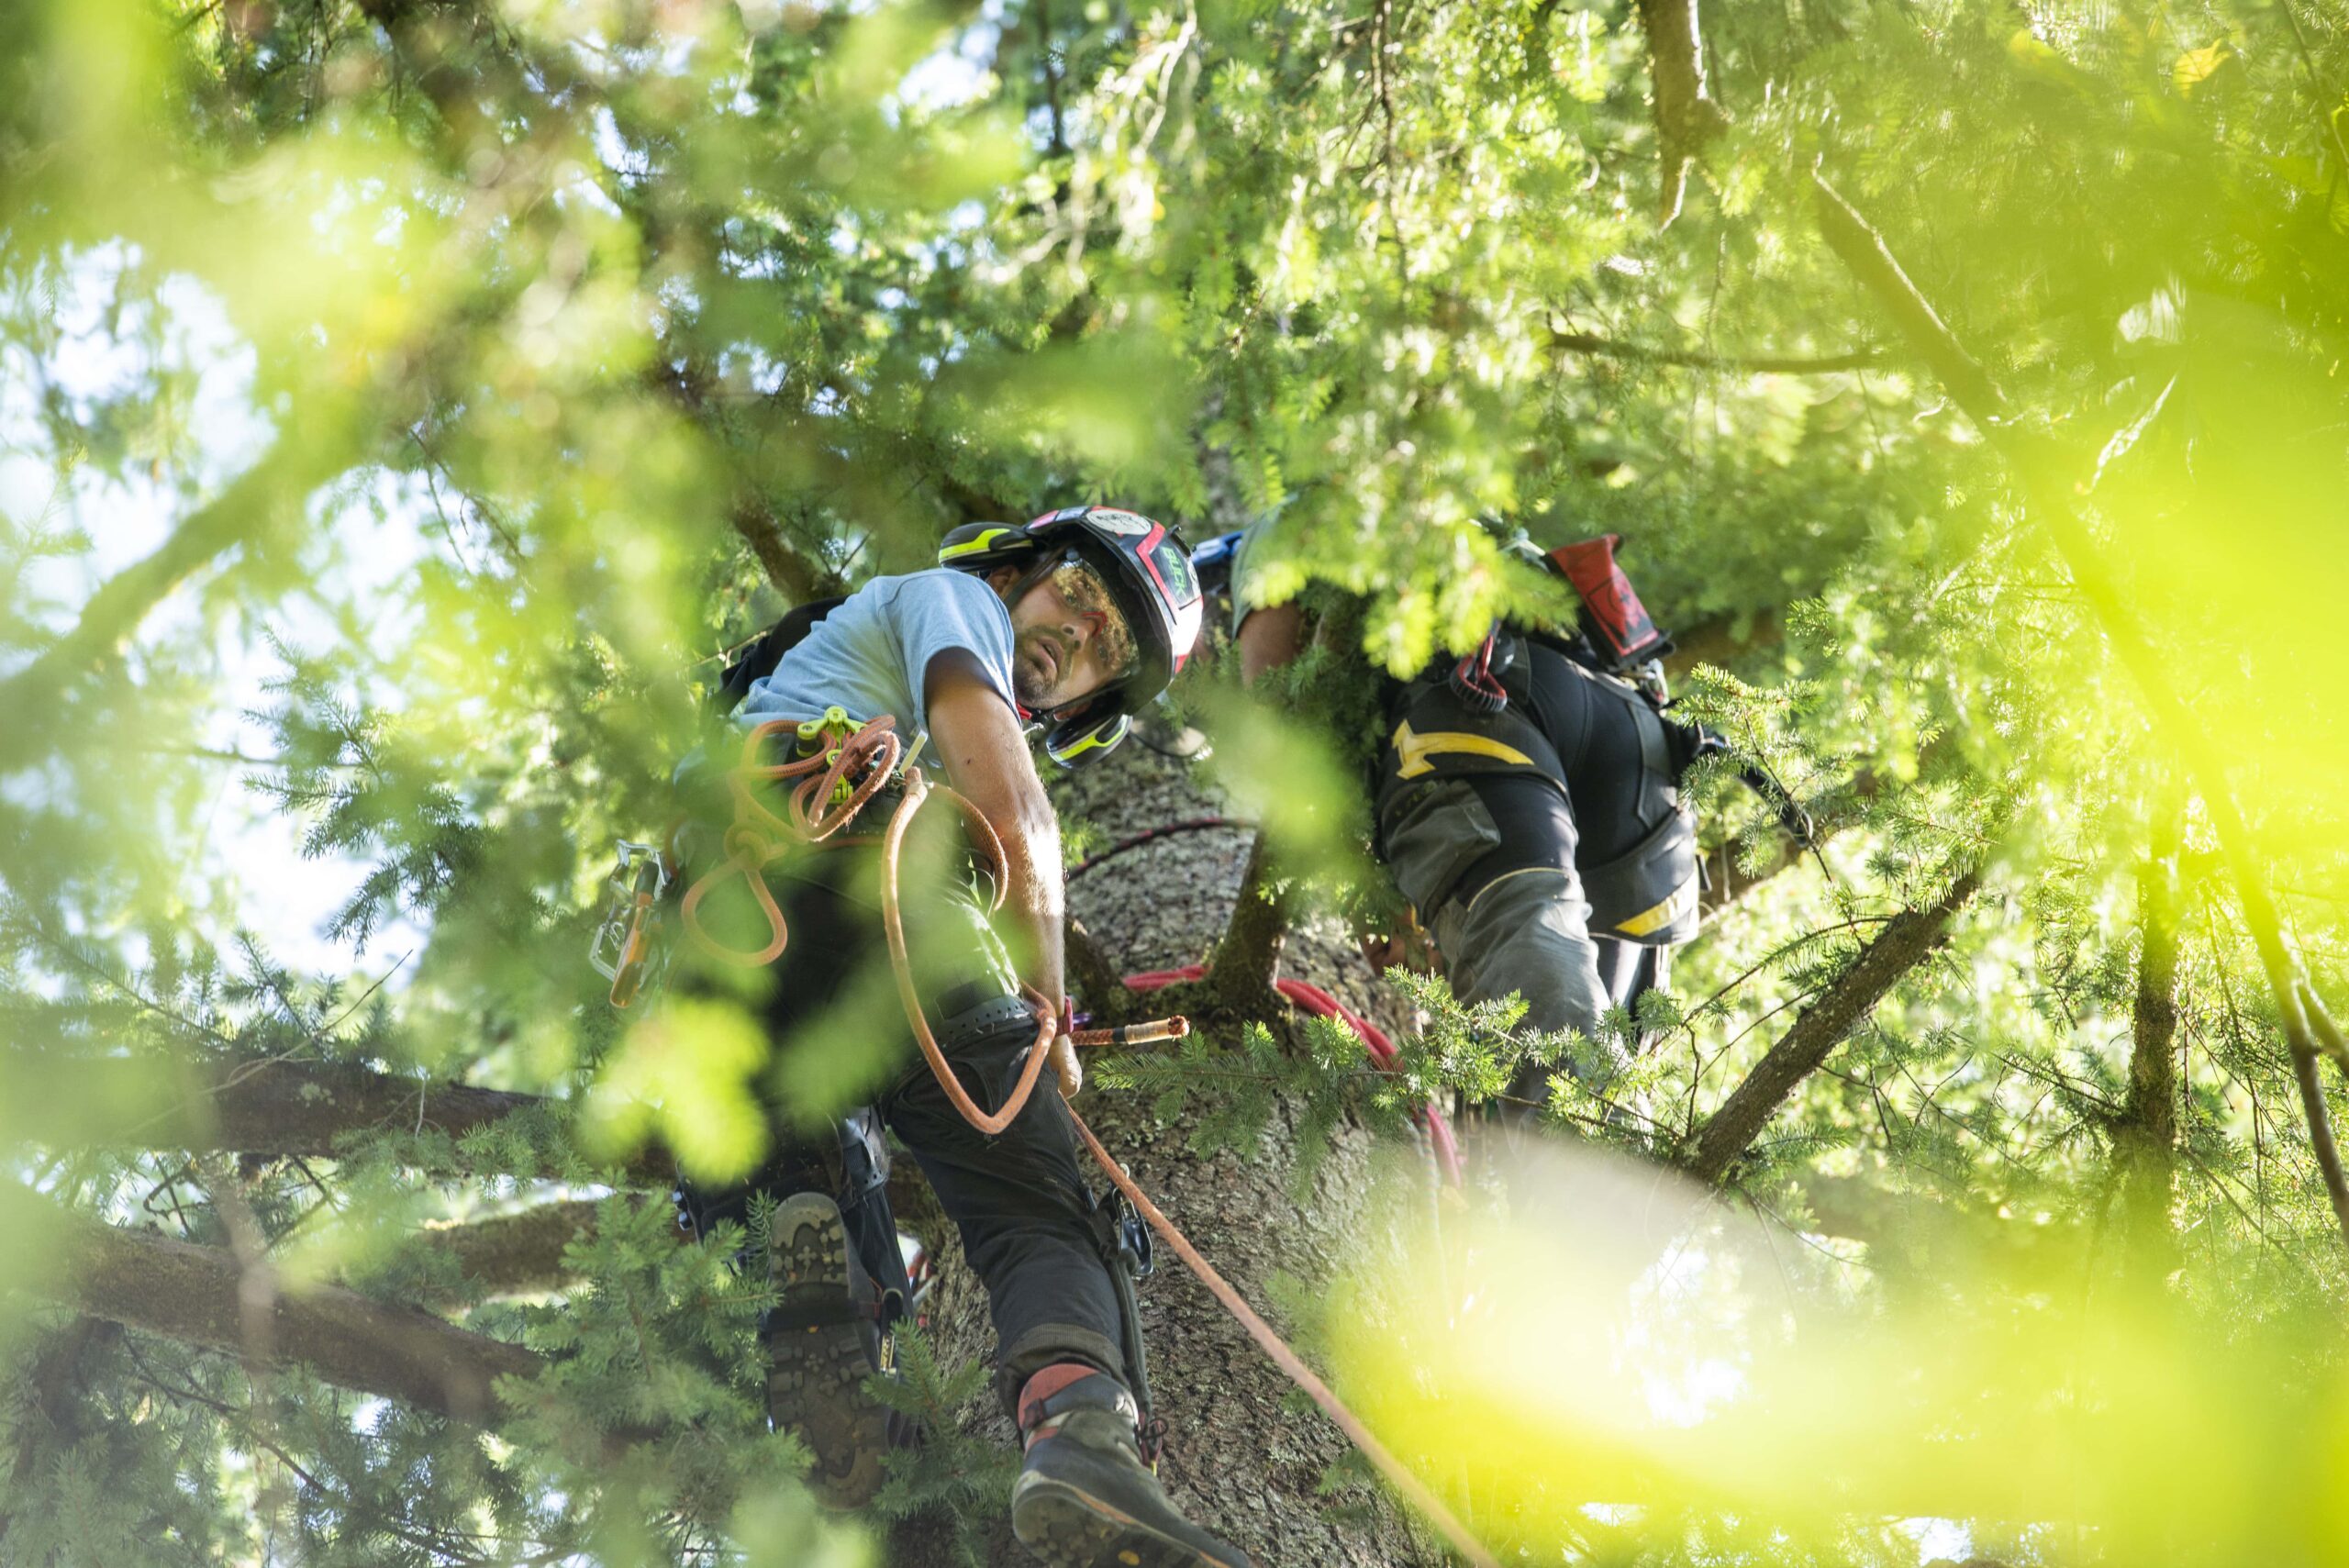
[
  {"x1": 892, "y1": 744, "x2": 1438, "y2": 1565},
  {"x1": 1686, "y1": 865, "x2": 1981, "y2": 1184},
  {"x1": 1811, "y1": 167, "x2": 2349, "y2": 1251},
  {"x1": 20, "y1": 1207, "x2": 547, "y2": 1427},
  {"x1": 411, "y1": 1199, "x2": 653, "y2": 1299},
  {"x1": 1207, "y1": 828, "x2": 1289, "y2": 1010}
]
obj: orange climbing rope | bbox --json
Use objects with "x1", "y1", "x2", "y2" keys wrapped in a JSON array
[
  {"x1": 677, "y1": 714, "x2": 906, "y2": 967},
  {"x1": 1064, "y1": 1106, "x2": 1498, "y2": 1568},
  {"x1": 669, "y1": 713, "x2": 1497, "y2": 1568}
]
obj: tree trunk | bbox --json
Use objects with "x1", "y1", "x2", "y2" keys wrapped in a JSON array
[
  {"x1": 2117, "y1": 796, "x2": 2183, "y2": 1275},
  {"x1": 21, "y1": 1051, "x2": 672, "y2": 1185},
  {"x1": 895, "y1": 740, "x2": 1441, "y2": 1565}
]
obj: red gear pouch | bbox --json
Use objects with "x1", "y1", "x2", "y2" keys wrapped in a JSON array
[{"x1": 1548, "y1": 534, "x2": 1671, "y2": 669}]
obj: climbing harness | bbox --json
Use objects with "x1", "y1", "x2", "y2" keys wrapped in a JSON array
[
  {"x1": 1446, "y1": 623, "x2": 1510, "y2": 714},
  {"x1": 662, "y1": 707, "x2": 1187, "y2": 1135},
  {"x1": 678, "y1": 707, "x2": 905, "y2": 967}
]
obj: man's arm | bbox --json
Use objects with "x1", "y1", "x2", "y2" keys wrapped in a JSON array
[
  {"x1": 1235, "y1": 601, "x2": 1306, "y2": 687},
  {"x1": 924, "y1": 651, "x2": 1079, "y2": 1095}
]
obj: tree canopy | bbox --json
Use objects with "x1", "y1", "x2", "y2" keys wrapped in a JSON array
[{"x1": 5, "y1": 0, "x2": 2349, "y2": 1563}]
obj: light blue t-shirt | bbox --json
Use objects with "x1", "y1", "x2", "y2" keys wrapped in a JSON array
[{"x1": 738, "y1": 569, "x2": 1019, "y2": 738}]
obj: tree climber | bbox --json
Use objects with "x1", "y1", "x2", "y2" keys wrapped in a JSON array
[
  {"x1": 672, "y1": 507, "x2": 1248, "y2": 1568},
  {"x1": 1222, "y1": 520, "x2": 1709, "y2": 1121}
]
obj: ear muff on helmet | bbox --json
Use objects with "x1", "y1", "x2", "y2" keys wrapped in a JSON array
[{"x1": 1042, "y1": 708, "x2": 1130, "y2": 770}]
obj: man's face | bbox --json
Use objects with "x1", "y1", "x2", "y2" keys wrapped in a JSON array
[{"x1": 1000, "y1": 557, "x2": 1140, "y2": 711}]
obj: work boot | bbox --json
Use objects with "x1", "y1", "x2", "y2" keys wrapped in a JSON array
[
  {"x1": 765, "y1": 1192, "x2": 895, "y2": 1509},
  {"x1": 1010, "y1": 1365, "x2": 1252, "y2": 1568}
]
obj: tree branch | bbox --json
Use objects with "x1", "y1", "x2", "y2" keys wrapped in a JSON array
[
  {"x1": 410, "y1": 1199, "x2": 645, "y2": 1299},
  {"x1": 1810, "y1": 165, "x2": 2349, "y2": 1251},
  {"x1": 644, "y1": 353, "x2": 838, "y2": 606},
  {"x1": 21, "y1": 1051, "x2": 673, "y2": 1185},
  {"x1": 0, "y1": 428, "x2": 348, "y2": 770},
  {"x1": 728, "y1": 496, "x2": 829, "y2": 604},
  {"x1": 1686, "y1": 865, "x2": 1981, "y2": 1184},
  {"x1": 1631, "y1": 0, "x2": 1729, "y2": 225},
  {"x1": 2117, "y1": 790, "x2": 2183, "y2": 1268},
  {"x1": 25, "y1": 1206, "x2": 546, "y2": 1426},
  {"x1": 2290, "y1": 1047, "x2": 2349, "y2": 1241},
  {"x1": 1810, "y1": 174, "x2": 2005, "y2": 416},
  {"x1": 1551, "y1": 330, "x2": 1880, "y2": 375},
  {"x1": 0, "y1": 1317, "x2": 121, "y2": 1547}
]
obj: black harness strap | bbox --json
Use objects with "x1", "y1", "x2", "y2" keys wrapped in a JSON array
[{"x1": 1376, "y1": 631, "x2": 1704, "y2": 947}]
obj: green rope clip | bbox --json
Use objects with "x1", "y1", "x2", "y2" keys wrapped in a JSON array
[
  {"x1": 796, "y1": 706, "x2": 858, "y2": 757},
  {"x1": 797, "y1": 707, "x2": 857, "y2": 806}
]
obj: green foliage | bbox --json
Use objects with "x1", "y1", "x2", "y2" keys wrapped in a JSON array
[
  {"x1": 1090, "y1": 1013, "x2": 1419, "y2": 1192},
  {"x1": 867, "y1": 1324, "x2": 1019, "y2": 1567},
  {"x1": 6, "y1": 0, "x2": 2349, "y2": 1559}
]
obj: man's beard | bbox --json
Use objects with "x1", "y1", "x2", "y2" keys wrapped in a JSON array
[{"x1": 1010, "y1": 628, "x2": 1069, "y2": 707}]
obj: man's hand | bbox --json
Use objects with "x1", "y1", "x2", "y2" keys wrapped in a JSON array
[{"x1": 1052, "y1": 996, "x2": 1084, "y2": 1100}]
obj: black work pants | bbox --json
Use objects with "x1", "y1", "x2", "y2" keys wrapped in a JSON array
[{"x1": 675, "y1": 834, "x2": 1127, "y2": 1415}]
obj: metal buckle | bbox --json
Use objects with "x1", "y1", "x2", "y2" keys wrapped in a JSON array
[
  {"x1": 588, "y1": 840, "x2": 673, "y2": 995},
  {"x1": 1108, "y1": 1189, "x2": 1153, "y2": 1284}
]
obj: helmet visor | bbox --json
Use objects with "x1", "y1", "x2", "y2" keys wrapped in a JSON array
[{"x1": 1045, "y1": 554, "x2": 1141, "y2": 690}]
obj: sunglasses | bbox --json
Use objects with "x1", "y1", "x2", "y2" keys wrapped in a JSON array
[{"x1": 1043, "y1": 555, "x2": 1141, "y2": 684}]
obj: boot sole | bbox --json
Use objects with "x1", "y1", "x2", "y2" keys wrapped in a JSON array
[
  {"x1": 1012, "y1": 1473, "x2": 1250, "y2": 1568},
  {"x1": 768, "y1": 1193, "x2": 889, "y2": 1511}
]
